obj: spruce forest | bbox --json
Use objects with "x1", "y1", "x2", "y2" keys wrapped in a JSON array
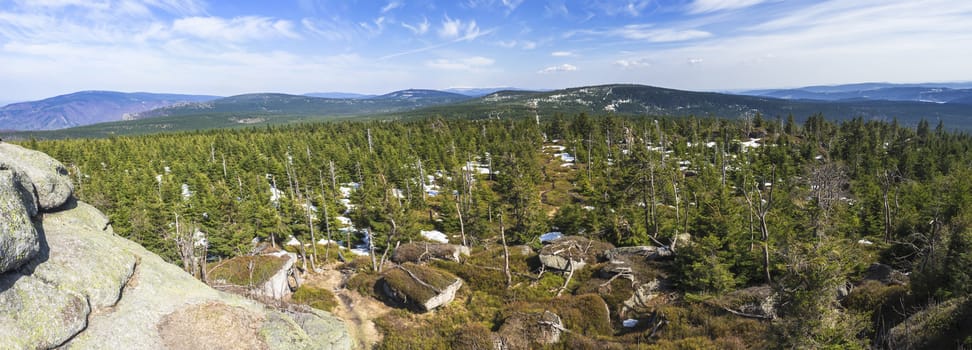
[{"x1": 25, "y1": 113, "x2": 972, "y2": 348}]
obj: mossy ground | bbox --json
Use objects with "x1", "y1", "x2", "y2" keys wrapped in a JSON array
[
  {"x1": 208, "y1": 255, "x2": 288, "y2": 287},
  {"x1": 292, "y1": 284, "x2": 338, "y2": 312}
]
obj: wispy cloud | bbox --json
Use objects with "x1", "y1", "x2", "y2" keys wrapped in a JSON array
[
  {"x1": 497, "y1": 40, "x2": 535, "y2": 50},
  {"x1": 591, "y1": 0, "x2": 653, "y2": 17},
  {"x1": 172, "y1": 16, "x2": 300, "y2": 42},
  {"x1": 426, "y1": 56, "x2": 495, "y2": 70},
  {"x1": 358, "y1": 16, "x2": 386, "y2": 35},
  {"x1": 438, "y1": 15, "x2": 480, "y2": 39},
  {"x1": 544, "y1": 1, "x2": 569, "y2": 18},
  {"x1": 615, "y1": 57, "x2": 650, "y2": 68},
  {"x1": 571, "y1": 24, "x2": 711, "y2": 43},
  {"x1": 687, "y1": 0, "x2": 770, "y2": 14},
  {"x1": 301, "y1": 18, "x2": 355, "y2": 41},
  {"x1": 551, "y1": 50, "x2": 574, "y2": 57},
  {"x1": 402, "y1": 17, "x2": 430, "y2": 35},
  {"x1": 381, "y1": 1, "x2": 403, "y2": 13},
  {"x1": 538, "y1": 63, "x2": 577, "y2": 73}
]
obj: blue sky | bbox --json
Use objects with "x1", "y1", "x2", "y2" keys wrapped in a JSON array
[{"x1": 1, "y1": 0, "x2": 971, "y2": 101}]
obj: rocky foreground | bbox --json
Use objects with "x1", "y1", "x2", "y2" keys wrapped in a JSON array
[{"x1": 0, "y1": 143, "x2": 351, "y2": 350}]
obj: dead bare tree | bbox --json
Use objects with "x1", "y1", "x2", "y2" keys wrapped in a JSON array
[
  {"x1": 500, "y1": 214, "x2": 512, "y2": 288},
  {"x1": 807, "y1": 162, "x2": 848, "y2": 238},
  {"x1": 879, "y1": 168, "x2": 902, "y2": 243},
  {"x1": 456, "y1": 201, "x2": 467, "y2": 248},
  {"x1": 743, "y1": 166, "x2": 776, "y2": 284}
]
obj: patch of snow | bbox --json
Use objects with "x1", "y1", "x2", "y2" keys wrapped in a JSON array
[
  {"x1": 622, "y1": 319, "x2": 639, "y2": 328},
  {"x1": 421, "y1": 230, "x2": 449, "y2": 243},
  {"x1": 857, "y1": 239, "x2": 874, "y2": 245},
  {"x1": 285, "y1": 236, "x2": 301, "y2": 246},
  {"x1": 540, "y1": 231, "x2": 563, "y2": 243},
  {"x1": 740, "y1": 138, "x2": 761, "y2": 150},
  {"x1": 270, "y1": 186, "x2": 284, "y2": 203},
  {"x1": 555, "y1": 152, "x2": 575, "y2": 162}
]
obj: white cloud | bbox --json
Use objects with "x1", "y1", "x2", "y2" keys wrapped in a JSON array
[
  {"x1": 615, "y1": 57, "x2": 651, "y2": 68},
  {"x1": 502, "y1": 0, "x2": 525, "y2": 12},
  {"x1": 538, "y1": 63, "x2": 577, "y2": 73},
  {"x1": 438, "y1": 16, "x2": 481, "y2": 40},
  {"x1": 381, "y1": 1, "x2": 403, "y2": 13},
  {"x1": 612, "y1": 25, "x2": 711, "y2": 42},
  {"x1": 426, "y1": 56, "x2": 495, "y2": 70},
  {"x1": 358, "y1": 16, "x2": 386, "y2": 35},
  {"x1": 544, "y1": 2, "x2": 569, "y2": 17},
  {"x1": 687, "y1": 58, "x2": 703, "y2": 65},
  {"x1": 172, "y1": 16, "x2": 300, "y2": 42},
  {"x1": 402, "y1": 17, "x2": 430, "y2": 35},
  {"x1": 551, "y1": 51, "x2": 573, "y2": 57},
  {"x1": 687, "y1": 0, "x2": 770, "y2": 14},
  {"x1": 301, "y1": 18, "x2": 354, "y2": 41},
  {"x1": 592, "y1": 0, "x2": 652, "y2": 17},
  {"x1": 439, "y1": 16, "x2": 479, "y2": 39},
  {"x1": 570, "y1": 24, "x2": 711, "y2": 43},
  {"x1": 497, "y1": 40, "x2": 535, "y2": 49}
]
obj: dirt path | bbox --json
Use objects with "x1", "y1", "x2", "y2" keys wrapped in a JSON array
[{"x1": 305, "y1": 264, "x2": 390, "y2": 349}]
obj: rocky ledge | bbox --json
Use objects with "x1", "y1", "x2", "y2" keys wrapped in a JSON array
[{"x1": 0, "y1": 143, "x2": 351, "y2": 350}]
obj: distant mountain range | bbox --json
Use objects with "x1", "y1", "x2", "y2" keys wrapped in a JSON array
[
  {"x1": 6, "y1": 82, "x2": 972, "y2": 138},
  {"x1": 0, "y1": 91, "x2": 219, "y2": 130},
  {"x1": 741, "y1": 82, "x2": 972, "y2": 104},
  {"x1": 126, "y1": 89, "x2": 473, "y2": 121},
  {"x1": 302, "y1": 92, "x2": 374, "y2": 99}
]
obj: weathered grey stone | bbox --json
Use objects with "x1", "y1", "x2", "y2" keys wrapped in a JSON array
[
  {"x1": 538, "y1": 235, "x2": 614, "y2": 271},
  {"x1": 604, "y1": 245, "x2": 672, "y2": 262},
  {"x1": 0, "y1": 142, "x2": 74, "y2": 210},
  {"x1": 284, "y1": 309, "x2": 354, "y2": 349},
  {"x1": 0, "y1": 273, "x2": 90, "y2": 349},
  {"x1": 0, "y1": 169, "x2": 38, "y2": 273},
  {"x1": 494, "y1": 311, "x2": 563, "y2": 350},
  {"x1": 381, "y1": 263, "x2": 463, "y2": 311},
  {"x1": 262, "y1": 251, "x2": 298, "y2": 300},
  {"x1": 23, "y1": 202, "x2": 137, "y2": 309},
  {"x1": 864, "y1": 263, "x2": 909, "y2": 285},
  {"x1": 722, "y1": 285, "x2": 777, "y2": 319},
  {"x1": 0, "y1": 146, "x2": 351, "y2": 350},
  {"x1": 1, "y1": 167, "x2": 37, "y2": 217}
]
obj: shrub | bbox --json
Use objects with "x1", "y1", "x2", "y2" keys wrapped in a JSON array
[
  {"x1": 208, "y1": 255, "x2": 288, "y2": 287},
  {"x1": 382, "y1": 263, "x2": 460, "y2": 304},
  {"x1": 292, "y1": 284, "x2": 338, "y2": 312},
  {"x1": 345, "y1": 270, "x2": 380, "y2": 299}
]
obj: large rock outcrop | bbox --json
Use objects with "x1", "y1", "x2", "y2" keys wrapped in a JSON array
[
  {"x1": 493, "y1": 311, "x2": 563, "y2": 350},
  {"x1": 538, "y1": 235, "x2": 614, "y2": 271},
  {"x1": 0, "y1": 143, "x2": 73, "y2": 210},
  {"x1": 0, "y1": 169, "x2": 39, "y2": 272},
  {"x1": 0, "y1": 144, "x2": 352, "y2": 350},
  {"x1": 381, "y1": 262, "x2": 462, "y2": 311}
]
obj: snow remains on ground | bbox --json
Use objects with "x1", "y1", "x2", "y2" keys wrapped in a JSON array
[{"x1": 420, "y1": 230, "x2": 449, "y2": 243}]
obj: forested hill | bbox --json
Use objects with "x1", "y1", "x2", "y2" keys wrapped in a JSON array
[
  {"x1": 22, "y1": 114, "x2": 972, "y2": 348},
  {"x1": 11, "y1": 84, "x2": 972, "y2": 139},
  {"x1": 129, "y1": 89, "x2": 472, "y2": 120},
  {"x1": 394, "y1": 84, "x2": 972, "y2": 129}
]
